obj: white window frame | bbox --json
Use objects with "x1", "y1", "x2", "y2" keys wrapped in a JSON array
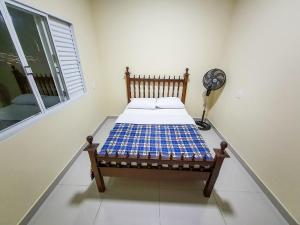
[{"x1": 0, "y1": 0, "x2": 86, "y2": 141}]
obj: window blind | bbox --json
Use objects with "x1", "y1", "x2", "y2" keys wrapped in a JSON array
[{"x1": 48, "y1": 17, "x2": 85, "y2": 98}]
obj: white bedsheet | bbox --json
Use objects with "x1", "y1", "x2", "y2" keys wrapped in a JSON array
[{"x1": 116, "y1": 107, "x2": 195, "y2": 124}]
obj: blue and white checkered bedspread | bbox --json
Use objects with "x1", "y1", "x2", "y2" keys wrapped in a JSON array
[{"x1": 99, "y1": 123, "x2": 213, "y2": 160}]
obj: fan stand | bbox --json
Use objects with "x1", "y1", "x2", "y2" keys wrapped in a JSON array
[
  {"x1": 196, "y1": 92, "x2": 211, "y2": 130},
  {"x1": 196, "y1": 109, "x2": 211, "y2": 130}
]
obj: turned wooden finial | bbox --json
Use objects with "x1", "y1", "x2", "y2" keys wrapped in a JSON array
[
  {"x1": 86, "y1": 136, "x2": 93, "y2": 146},
  {"x1": 159, "y1": 152, "x2": 162, "y2": 160},
  {"x1": 125, "y1": 67, "x2": 130, "y2": 78},
  {"x1": 220, "y1": 141, "x2": 228, "y2": 154},
  {"x1": 125, "y1": 67, "x2": 131, "y2": 103},
  {"x1": 169, "y1": 153, "x2": 173, "y2": 160},
  {"x1": 84, "y1": 135, "x2": 99, "y2": 152},
  {"x1": 192, "y1": 153, "x2": 195, "y2": 161},
  {"x1": 183, "y1": 68, "x2": 189, "y2": 82},
  {"x1": 181, "y1": 153, "x2": 184, "y2": 160}
]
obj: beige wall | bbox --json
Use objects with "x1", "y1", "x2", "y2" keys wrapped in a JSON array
[
  {"x1": 0, "y1": 0, "x2": 107, "y2": 224},
  {"x1": 90, "y1": 0, "x2": 235, "y2": 117},
  {"x1": 209, "y1": 0, "x2": 300, "y2": 223},
  {"x1": 2, "y1": 0, "x2": 299, "y2": 224}
]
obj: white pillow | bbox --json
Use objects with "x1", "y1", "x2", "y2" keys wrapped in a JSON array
[
  {"x1": 127, "y1": 98, "x2": 157, "y2": 109},
  {"x1": 156, "y1": 97, "x2": 184, "y2": 109},
  {"x1": 11, "y1": 94, "x2": 37, "y2": 105}
]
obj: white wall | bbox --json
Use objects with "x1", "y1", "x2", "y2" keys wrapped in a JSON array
[
  {"x1": 209, "y1": 0, "x2": 300, "y2": 223},
  {"x1": 90, "y1": 0, "x2": 235, "y2": 117},
  {"x1": 0, "y1": 0, "x2": 108, "y2": 224}
]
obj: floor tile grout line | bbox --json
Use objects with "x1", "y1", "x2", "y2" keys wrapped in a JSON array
[
  {"x1": 212, "y1": 191, "x2": 228, "y2": 225},
  {"x1": 92, "y1": 193, "x2": 104, "y2": 225},
  {"x1": 215, "y1": 189, "x2": 262, "y2": 193},
  {"x1": 29, "y1": 118, "x2": 291, "y2": 225},
  {"x1": 90, "y1": 120, "x2": 115, "y2": 224},
  {"x1": 92, "y1": 177, "x2": 117, "y2": 224},
  {"x1": 206, "y1": 120, "x2": 297, "y2": 225},
  {"x1": 58, "y1": 183, "x2": 90, "y2": 187}
]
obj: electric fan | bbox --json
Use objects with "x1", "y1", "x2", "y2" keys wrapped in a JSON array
[{"x1": 196, "y1": 68, "x2": 226, "y2": 130}]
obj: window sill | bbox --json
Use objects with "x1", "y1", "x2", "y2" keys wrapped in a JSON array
[{"x1": 0, "y1": 92, "x2": 86, "y2": 142}]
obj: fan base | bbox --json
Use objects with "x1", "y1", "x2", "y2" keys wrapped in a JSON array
[{"x1": 196, "y1": 121, "x2": 211, "y2": 130}]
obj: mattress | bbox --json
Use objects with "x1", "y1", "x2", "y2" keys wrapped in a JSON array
[
  {"x1": 116, "y1": 108, "x2": 196, "y2": 125},
  {"x1": 99, "y1": 107, "x2": 214, "y2": 161}
]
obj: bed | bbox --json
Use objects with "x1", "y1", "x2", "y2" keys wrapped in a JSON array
[{"x1": 84, "y1": 67, "x2": 229, "y2": 197}]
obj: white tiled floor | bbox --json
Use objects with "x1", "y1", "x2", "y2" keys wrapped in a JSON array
[{"x1": 28, "y1": 118, "x2": 289, "y2": 225}]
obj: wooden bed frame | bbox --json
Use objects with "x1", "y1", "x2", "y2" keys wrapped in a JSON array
[
  {"x1": 11, "y1": 65, "x2": 58, "y2": 96},
  {"x1": 0, "y1": 66, "x2": 58, "y2": 106},
  {"x1": 125, "y1": 66, "x2": 189, "y2": 103},
  {"x1": 85, "y1": 67, "x2": 229, "y2": 197}
]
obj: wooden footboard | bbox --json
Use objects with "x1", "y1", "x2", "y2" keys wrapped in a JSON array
[{"x1": 84, "y1": 136, "x2": 229, "y2": 197}]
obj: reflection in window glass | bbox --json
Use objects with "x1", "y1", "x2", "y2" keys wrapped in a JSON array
[
  {"x1": 7, "y1": 6, "x2": 66, "y2": 108},
  {"x1": 0, "y1": 11, "x2": 40, "y2": 131}
]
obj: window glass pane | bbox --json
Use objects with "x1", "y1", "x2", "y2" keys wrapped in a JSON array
[
  {"x1": 0, "y1": 11, "x2": 41, "y2": 131},
  {"x1": 7, "y1": 5, "x2": 67, "y2": 108}
]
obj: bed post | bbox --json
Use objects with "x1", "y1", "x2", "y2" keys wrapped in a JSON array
[
  {"x1": 84, "y1": 136, "x2": 105, "y2": 192},
  {"x1": 125, "y1": 67, "x2": 131, "y2": 103},
  {"x1": 181, "y1": 68, "x2": 189, "y2": 103},
  {"x1": 203, "y1": 141, "x2": 229, "y2": 197}
]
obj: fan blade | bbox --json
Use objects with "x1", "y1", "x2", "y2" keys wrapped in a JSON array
[{"x1": 203, "y1": 68, "x2": 226, "y2": 90}]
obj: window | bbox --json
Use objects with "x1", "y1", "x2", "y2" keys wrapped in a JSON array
[{"x1": 0, "y1": 0, "x2": 85, "y2": 134}]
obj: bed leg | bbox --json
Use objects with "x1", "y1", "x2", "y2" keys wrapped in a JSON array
[
  {"x1": 203, "y1": 141, "x2": 229, "y2": 197},
  {"x1": 84, "y1": 136, "x2": 105, "y2": 192}
]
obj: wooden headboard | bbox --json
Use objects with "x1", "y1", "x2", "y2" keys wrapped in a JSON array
[
  {"x1": 125, "y1": 67, "x2": 189, "y2": 104},
  {"x1": 0, "y1": 83, "x2": 11, "y2": 106},
  {"x1": 11, "y1": 65, "x2": 58, "y2": 96}
]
